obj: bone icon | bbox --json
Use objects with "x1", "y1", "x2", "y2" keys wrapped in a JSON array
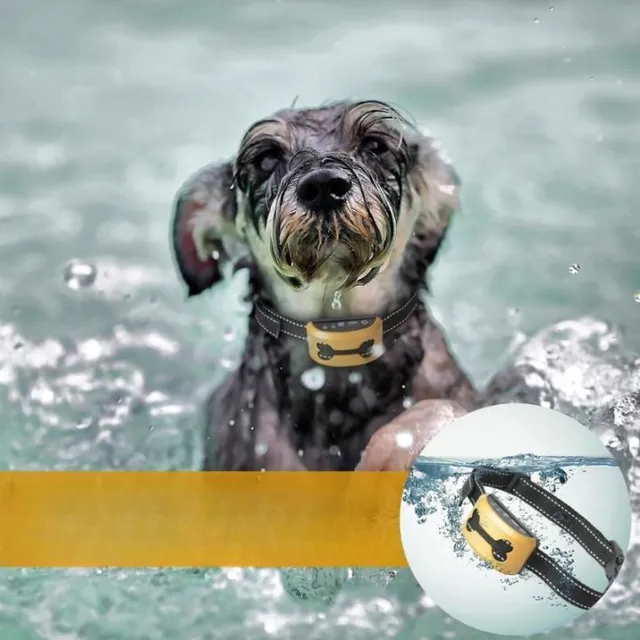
[
  {"x1": 316, "y1": 339, "x2": 375, "y2": 361},
  {"x1": 466, "y1": 509, "x2": 514, "y2": 562}
]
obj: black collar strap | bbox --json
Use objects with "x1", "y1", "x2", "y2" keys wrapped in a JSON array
[
  {"x1": 254, "y1": 294, "x2": 419, "y2": 368},
  {"x1": 459, "y1": 466, "x2": 625, "y2": 610}
]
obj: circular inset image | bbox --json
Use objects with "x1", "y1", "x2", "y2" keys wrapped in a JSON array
[{"x1": 400, "y1": 403, "x2": 631, "y2": 637}]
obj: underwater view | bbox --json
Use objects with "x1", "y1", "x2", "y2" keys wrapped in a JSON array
[{"x1": 1, "y1": 0, "x2": 639, "y2": 638}]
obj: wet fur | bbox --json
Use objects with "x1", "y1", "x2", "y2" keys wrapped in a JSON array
[{"x1": 171, "y1": 100, "x2": 477, "y2": 470}]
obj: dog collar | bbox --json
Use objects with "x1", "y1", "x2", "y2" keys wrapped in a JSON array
[
  {"x1": 254, "y1": 294, "x2": 419, "y2": 368},
  {"x1": 459, "y1": 466, "x2": 625, "y2": 610}
]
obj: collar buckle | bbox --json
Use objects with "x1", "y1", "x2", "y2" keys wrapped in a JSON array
[{"x1": 604, "y1": 539, "x2": 625, "y2": 585}]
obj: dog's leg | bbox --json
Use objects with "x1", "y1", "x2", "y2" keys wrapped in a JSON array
[
  {"x1": 356, "y1": 318, "x2": 476, "y2": 472},
  {"x1": 355, "y1": 399, "x2": 468, "y2": 472},
  {"x1": 204, "y1": 358, "x2": 306, "y2": 471}
]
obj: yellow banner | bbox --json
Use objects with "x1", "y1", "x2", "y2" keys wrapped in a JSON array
[{"x1": 0, "y1": 472, "x2": 409, "y2": 567}]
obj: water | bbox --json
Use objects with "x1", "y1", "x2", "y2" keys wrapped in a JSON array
[
  {"x1": 403, "y1": 453, "x2": 618, "y2": 546},
  {"x1": 1, "y1": 0, "x2": 639, "y2": 638}
]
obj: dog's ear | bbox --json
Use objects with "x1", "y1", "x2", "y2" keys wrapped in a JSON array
[
  {"x1": 406, "y1": 134, "x2": 461, "y2": 267},
  {"x1": 171, "y1": 161, "x2": 245, "y2": 297}
]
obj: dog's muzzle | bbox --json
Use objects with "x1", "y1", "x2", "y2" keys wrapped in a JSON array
[
  {"x1": 267, "y1": 156, "x2": 397, "y2": 289},
  {"x1": 459, "y1": 466, "x2": 625, "y2": 610},
  {"x1": 254, "y1": 294, "x2": 419, "y2": 368}
]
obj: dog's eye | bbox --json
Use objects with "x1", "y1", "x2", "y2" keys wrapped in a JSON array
[
  {"x1": 360, "y1": 136, "x2": 388, "y2": 156},
  {"x1": 254, "y1": 150, "x2": 282, "y2": 174}
]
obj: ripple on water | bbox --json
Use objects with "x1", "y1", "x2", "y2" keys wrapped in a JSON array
[{"x1": 0, "y1": 322, "x2": 199, "y2": 470}]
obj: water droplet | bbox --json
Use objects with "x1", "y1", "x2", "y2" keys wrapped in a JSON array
[
  {"x1": 371, "y1": 344, "x2": 385, "y2": 359},
  {"x1": 63, "y1": 260, "x2": 97, "y2": 290},
  {"x1": 395, "y1": 431, "x2": 414, "y2": 449},
  {"x1": 533, "y1": 17, "x2": 539, "y2": 23},
  {"x1": 634, "y1": 292, "x2": 640, "y2": 303},
  {"x1": 255, "y1": 442, "x2": 268, "y2": 456},
  {"x1": 402, "y1": 397, "x2": 414, "y2": 409},
  {"x1": 549, "y1": 5, "x2": 554, "y2": 10},
  {"x1": 301, "y1": 367, "x2": 325, "y2": 390},
  {"x1": 297, "y1": 449, "x2": 304, "y2": 457},
  {"x1": 614, "y1": 395, "x2": 636, "y2": 422},
  {"x1": 220, "y1": 355, "x2": 240, "y2": 371},
  {"x1": 348, "y1": 372, "x2": 362, "y2": 384},
  {"x1": 331, "y1": 290, "x2": 343, "y2": 311},
  {"x1": 568, "y1": 264, "x2": 580, "y2": 275},
  {"x1": 507, "y1": 307, "x2": 520, "y2": 318},
  {"x1": 211, "y1": 250, "x2": 221, "y2": 260},
  {"x1": 329, "y1": 410, "x2": 344, "y2": 426},
  {"x1": 223, "y1": 326, "x2": 235, "y2": 342},
  {"x1": 328, "y1": 445, "x2": 342, "y2": 457}
]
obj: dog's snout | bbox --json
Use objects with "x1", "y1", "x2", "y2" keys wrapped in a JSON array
[{"x1": 296, "y1": 168, "x2": 352, "y2": 213}]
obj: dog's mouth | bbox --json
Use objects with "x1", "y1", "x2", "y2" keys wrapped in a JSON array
[
  {"x1": 275, "y1": 261, "x2": 385, "y2": 292},
  {"x1": 268, "y1": 212, "x2": 395, "y2": 291}
]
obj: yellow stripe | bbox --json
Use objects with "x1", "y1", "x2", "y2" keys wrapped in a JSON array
[{"x1": 0, "y1": 472, "x2": 409, "y2": 567}]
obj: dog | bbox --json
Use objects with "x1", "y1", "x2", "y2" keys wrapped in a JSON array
[{"x1": 172, "y1": 100, "x2": 477, "y2": 471}]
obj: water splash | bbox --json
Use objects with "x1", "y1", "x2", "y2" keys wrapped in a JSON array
[
  {"x1": 331, "y1": 290, "x2": 343, "y2": 311},
  {"x1": 404, "y1": 453, "x2": 614, "y2": 524}
]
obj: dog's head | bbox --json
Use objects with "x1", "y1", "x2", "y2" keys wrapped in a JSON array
[{"x1": 173, "y1": 100, "x2": 460, "y2": 300}]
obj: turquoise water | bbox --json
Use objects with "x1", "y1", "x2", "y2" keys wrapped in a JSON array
[{"x1": 1, "y1": 0, "x2": 639, "y2": 638}]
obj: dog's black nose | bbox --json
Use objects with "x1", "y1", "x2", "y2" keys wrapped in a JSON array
[{"x1": 296, "y1": 168, "x2": 352, "y2": 212}]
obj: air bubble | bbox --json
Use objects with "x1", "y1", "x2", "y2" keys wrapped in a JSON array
[
  {"x1": 223, "y1": 326, "x2": 235, "y2": 342},
  {"x1": 63, "y1": 260, "x2": 97, "y2": 290},
  {"x1": 402, "y1": 397, "x2": 415, "y2": 409},
  {"x1": 634, "y1": 292, "x2": 640, "y2": 303},
  {"x1": 568, "y1": 264, "x2": 580, "y2": 275}
]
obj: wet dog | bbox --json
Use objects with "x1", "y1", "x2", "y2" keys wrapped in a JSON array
[{"x1": 172, "y1": 100, "x2": 477, "y2": 471}]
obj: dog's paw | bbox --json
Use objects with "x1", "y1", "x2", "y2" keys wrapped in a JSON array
[{"x1": 355, "y1": 399, "x2": 468, "y2": 472}]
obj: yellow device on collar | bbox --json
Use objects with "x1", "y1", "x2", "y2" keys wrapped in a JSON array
[
  {"x1": 304, "y1": 317, "x2": 383, "y2": 367},
  {"x1": 462, "y1": 493, "x2": 538, "y2": 575},
  {"x1": 254, "y1": 294, "x2": 419, "y2": 368},
  {"x1": 459, "y1": 466, "x2": 625, "y2": 610}
]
